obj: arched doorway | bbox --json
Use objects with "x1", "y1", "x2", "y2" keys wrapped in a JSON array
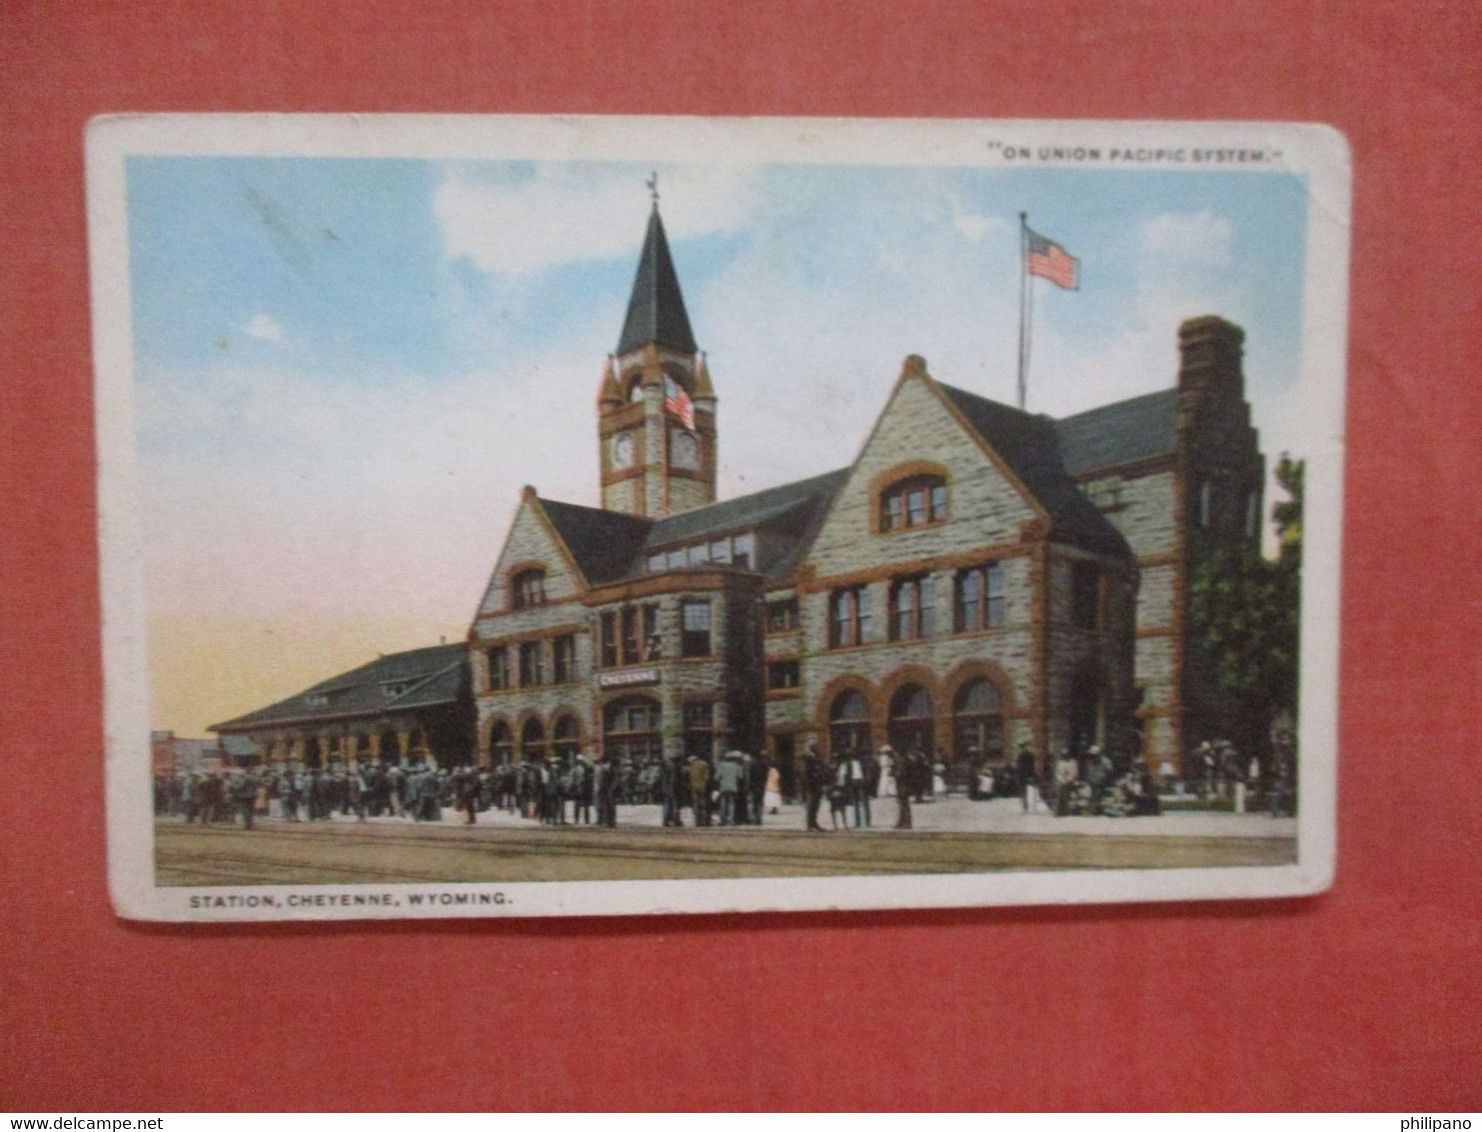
[
  {"x1": 604, "y1": 696, "x2": 662, "y2": 762},
  {"x1": 552, "y1": 714, "x2": 581, "y2": 760},
  {"x1": 828, "y1": 689, "x2": 872, "y2": 758},
  {"x1": 887, "y1": 684, "x2": 935, "y2": 758},
  {"x1": 520, "y1": 718, "x2": 547, "y2": 764},
  {"x1": 953, "y1": 678, "x2": 1005, "y2": 764}
]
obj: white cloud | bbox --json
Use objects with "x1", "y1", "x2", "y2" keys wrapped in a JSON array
[
  {"x1": 434, "y1": 164, "x2": 758, "y2": 277},
  {"x1": 1141, "y1": 209, "x2": 1234, "y2": 266},
  {"x1": 953, "y1": 210, "x2": 1004, "y2": 244},
  {"x1": 242, "y1": 313, "x2": 282, "y2": 341}
]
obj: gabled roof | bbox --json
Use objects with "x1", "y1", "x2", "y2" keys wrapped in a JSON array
[
  {"x1": 539, "y1": 499, "x2": 653, "y2": 586},
  {"x1": 1054, "y1": 388, "x2": 1178, "y2": 477},
  {"x1": 211, "y1": 644, "x2": 468, "y2": 733},
  {"x1": 616, "y1": 206, "x2": 697, "y2": 357},
  {"x1": 938, "y1": 382, "x2": 1130, "y2": 556}
]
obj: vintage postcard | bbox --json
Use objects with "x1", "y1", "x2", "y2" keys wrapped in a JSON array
[{"x1": 89, "y1": 116, "x2": 1348, "y2": 921}]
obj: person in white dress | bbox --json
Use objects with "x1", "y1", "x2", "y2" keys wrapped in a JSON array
[{"x1": 877, "y1": 746, "x2": 896, "y2": 797}]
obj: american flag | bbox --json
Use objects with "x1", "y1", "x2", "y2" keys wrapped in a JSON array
[
  {"x1": 664, "y1": 376, "x2": 695, "y2": 429},
  {"x1": 1026, "y1": 227, "x2": 1080, "y2": 290}
]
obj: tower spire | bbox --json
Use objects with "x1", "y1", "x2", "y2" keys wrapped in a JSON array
[{"x1": 616, "y1": 201, "x2": 696, "y2": 357}]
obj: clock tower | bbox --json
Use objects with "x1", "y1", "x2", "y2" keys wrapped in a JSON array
[{"x1": 597, "y1": 198, "x2": 717, "y2": 518}]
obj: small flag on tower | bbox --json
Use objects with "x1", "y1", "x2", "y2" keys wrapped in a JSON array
[
  {"x1": 664, "y1": 376, "x2": 695, "y2": 429},
  {"x1": 1025, "y1": 227, "x2": 1080, "y2": 290}
]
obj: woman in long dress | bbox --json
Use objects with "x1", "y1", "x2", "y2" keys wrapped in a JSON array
[
  {"x1": 877, "y1": 747, "x2": 896, "y2": 798},
  {"x1": 763, "y1": 765, "x2": 783, "y2": 815}
]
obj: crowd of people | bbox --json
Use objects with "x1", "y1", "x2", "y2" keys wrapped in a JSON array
[{"x1": 153, "y1": 731, "x2": 1297, "y2": 832}]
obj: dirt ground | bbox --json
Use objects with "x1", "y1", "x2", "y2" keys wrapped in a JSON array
[{"x1": 156, "y1": 812, "x2": 1297, "y2": 886}]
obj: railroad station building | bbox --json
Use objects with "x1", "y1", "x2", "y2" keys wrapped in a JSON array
[{"x1": 214, "y1": 201, "x2": 1265, "y2": 777}]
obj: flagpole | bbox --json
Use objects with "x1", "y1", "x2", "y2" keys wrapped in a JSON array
[{"x1": 1017, "y1": 211, "x2": 1029, "y2": 410}]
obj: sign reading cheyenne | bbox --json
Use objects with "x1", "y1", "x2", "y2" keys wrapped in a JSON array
[{"x1": 89, "y1": 116, "x2": 1349, "y2": 921}]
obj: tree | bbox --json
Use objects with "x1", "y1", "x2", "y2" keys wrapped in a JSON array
[{"x1": 1188, "y1": 455, "x2": 1303, "y2": 730}]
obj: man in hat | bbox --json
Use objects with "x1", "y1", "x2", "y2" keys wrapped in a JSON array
[
  {"x1": 688, "y1": 755, "x2": 714, "y2": 828},
  {"x1": 716, "y1": 751, "x2": 743, "y2": 826}
]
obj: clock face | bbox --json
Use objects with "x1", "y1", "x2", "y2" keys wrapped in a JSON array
[
  {"x1": 672, "y1": 430, "x2": 700, "y2": 470},
  {"x1": 612, "y1": 432, "x2": 635, "y2": 469}
]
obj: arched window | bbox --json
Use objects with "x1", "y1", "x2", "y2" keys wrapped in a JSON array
[
  {"x1": 511, "y1": 568, "x2": 546, "y2": 610},
  {"x1": 520, "y1": 717, "x2": 547, "y2": 763},
  {"x1": 887, "y1": 684, "x2": 935, "y2": 758},
  {"x1": 879, "y1": 474, "x2": 947, "y2": 532},
  {"x1": 829, "y1": 690, "x2": 872, "y2": 758},
  {"x1": 552, "y1": 714, "x2": 581, "y2": 759},
  {"x1": 489, "y1": 721, "x2": 513, "y2": 765},
  {"x1": 604, "y1": 696, "x2": 663, "y2": 763},
  {"x1": 953, "y1": 679, "x2": 1004, "y2": 763}
]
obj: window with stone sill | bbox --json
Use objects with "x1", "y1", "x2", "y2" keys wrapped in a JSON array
[
  {"x1": 518, "y1": 641, "x2": 545, "y2": 687},
  {"x1": 487, "y1": 647, "x2": 510, "y2": 690},
  {"x1": 511, "y1": 568, "x2": 547, "y2": 609},
  {"x1": 955, "y1": 563, "x2": 1005, "y2": 632},
  {"x1": 681, "y1": 599, "x2": 712, "y2": 658},
  {"x1": 552, "y1": 634, "x2": 577, "y2": 684},
  {"x1": 879, "y1": 474, "x2": 947, "y2": 533},
  {"x1": 888, "y1": 574, "x2": 935, "y2": 641},
  {"x1": 828, "y1": 586, "x2": 872, "y2": 649}
]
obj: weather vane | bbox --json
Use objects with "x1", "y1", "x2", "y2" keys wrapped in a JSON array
[{"x1": 646, "y1": 171, "x2": 659, "y2": 204}]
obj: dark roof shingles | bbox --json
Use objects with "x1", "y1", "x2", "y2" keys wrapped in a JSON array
[
  {"x1": 616, "y1": 207, "x2": 697, "y2": 356},
  {"x1": 939, "y1": 383, "x2": 1130, "y2": 556},
  {"x1": 1054, "y1": 389, "x2": 1177, "y2": 476},
  {"x1": 212, "y1": 643, "x2": 467, "y2": 732}
]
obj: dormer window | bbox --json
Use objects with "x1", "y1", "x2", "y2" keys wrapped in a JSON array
[
  {"x1": 511, "y1": 568, "x2": 546, "y2": 609},
  {"x1": 880, "y1": 474, "x2": 947, "y2": 532},
  {"x1": 380, "y1": 681, "x2": 411, "y2": 698}
]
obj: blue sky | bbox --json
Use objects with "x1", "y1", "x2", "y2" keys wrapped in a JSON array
[{"x1": 126, "y1": 153, "x2": 1310, "y2": 732}]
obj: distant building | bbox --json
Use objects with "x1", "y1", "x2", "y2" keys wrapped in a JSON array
[
  {"x1": 211, "y1": 644, "x2": 472, "y2": 769},
  {"x1": 212, "y1": 201, "x2": 1264, "y2": 776}
]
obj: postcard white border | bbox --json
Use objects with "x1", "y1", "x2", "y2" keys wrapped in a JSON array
[{"x1": 89, "y1": 115, "x2": 1348, "y2": 922}]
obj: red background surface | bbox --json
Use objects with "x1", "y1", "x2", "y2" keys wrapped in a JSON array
[{"x1": 2, "y1": 2, "x2": 1479, "y2": 1112}]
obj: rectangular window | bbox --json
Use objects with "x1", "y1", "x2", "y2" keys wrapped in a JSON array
[
  {"x1": 1245, "y1": 489, "x2": 1261, "y2": 541},
  {"x1": 710, "y1": 539, "x2": 731, "y2": 564},
  {"x1": 1071, "y1": 563, "x2": 1101, "y2": 630},
  {"x1": 681, "y1": 600, "x2": 712, "y2": 657},
  {"x1": 488, "y1": 647, "x2": 509, "y2": 690},
  {"x1": 890, "y1": 575, "x2": 934, "y2": 640},
  {"x1": 956, "y1": 564, "x2": 1004, "y2": 631},
  {"x1": 930, "y1": 484, "x2": 947, "y2": 521},
  {"x1": 642, "y1": 604, "x2": 661, "y2": 659},
  {"x1": 682, "y1": 701, "x2": 713, "y2": 760},
  {"x1": 829, "y1": 586, "x2": 871, "y2": 648},
  {"x1": 767, "y1": 660, "x2": 800, "y2": 690},
  {"x1": 552, "y1": 634, "x2": 576, "y2": 684},
  {"x1": 687, "y1": 543, "x2": 710, "y2": 566},
  {"x1": 518, "y1": 641, "x2": 545, "y2": 687},
  {"x1": 882, "y1": 494, "x2": 903, "y2": 532},
  {"x1": 985, "y1": 562, "x2": 1005, "y2": 628},
  {"x1": 766, "y1": 597, "x2": 799, "y2": 633},
  {"x1": 666, "y1": 548, "x2": 685, "y2": 569},
  {"x1": 647, "y1": 553, "x2": 665, "y2": 573},
  {"x1": 906, "y1": 486, "x2": 927, "y2": 526},
  {"x1": 731, "y1": 533, "x2": 754, "y2": 570},
  {"x1": 622, "y1": 607, "x2": 641, "y2": 665},
  {"x1": 599, "y1": 612, "x2": 618, "y2": 668}
]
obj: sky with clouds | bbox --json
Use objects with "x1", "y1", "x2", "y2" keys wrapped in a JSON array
[{"x1": 126, "y1": 154, "x2": 1310, "y2": 735}]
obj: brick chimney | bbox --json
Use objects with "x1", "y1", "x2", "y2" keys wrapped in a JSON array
[{"x1": 1177, "y1": 316, "x2": 1245, "y2": 398}]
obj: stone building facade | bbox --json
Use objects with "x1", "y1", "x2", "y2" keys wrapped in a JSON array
[{"x1": 216, "y1": 203, "x2": 1265, "y2": 778}]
